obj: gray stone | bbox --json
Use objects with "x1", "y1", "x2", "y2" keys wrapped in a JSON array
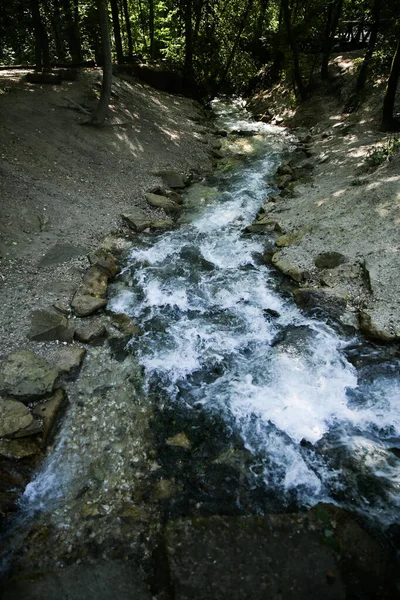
[
  {"x1": 109, "y1": 313, "x2": 140, "y2": 337},
  {"x1": 166, "y1": 432, "x2": 191, "y2": 449},
  {"x1": 293, "y1": 288, "x2": 346, "y2": 319},
  {"x1": 71, "y1": 294, "x2": 108, "y2": 317},
  {"x1": 75, "y1": 322, "x2": 107, "y2": 344},
  {"x1": 0, "y1": 438, "x2": 41, "y2": 459},
  {"x1": 28, "y1": 309, "x2": 75, "y2": 343},
  {"x1": 276, "y1": 163, "x2": 294, "y2": 176},
  {"x1": 1, "y1": 561, "x2": 152, "y2": 600},
  {"x1": 272, "y1": 253, "x2": 308, "y2": 283},
  {"x1": 145, "y1": 192, "x2": 181, "y2": 215},
  {"x1": 158, "y1": 169, "x2": 187, "y2": 188},
  {"x1": 0, "y1": 351, "x2": 59, "y2": 402},
  {"x1": 0, "y1": 397, "x2": 33, "y2": 437},
  {"x1": 88, "y1": 249, "x2": 120, "y2": 278},
  {"x1": 149, "y1": 221, "x2": 177, "y2": 232},
  {"x1": 358, "y1": 311, "x2": 396, "y2": 342},
  {"x1": 33, "y1": 389, "x2": 66, "y2": 443},
  {"x1": 121, "y1": 208, "x2": 152, "y2": 232},
  {"x1": 71, "y1": 265, "x2": 109, "y2": 317},
  {"x1": 51, "y1": 347, "x2": 86, "y2": 375},
  {"x1": 278, "y1": 174, "x2": 293, "y2": 189},
  {"x1": 315, "y1": 252, "x2": 347, "y2": 269}
]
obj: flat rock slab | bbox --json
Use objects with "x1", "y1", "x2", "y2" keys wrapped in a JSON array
[
  {"x1": 33, "y1": 389, "x2": 66, "y2": 443},
  {"x1": 39, "y1": 243, "x2": 89, "y2": 267},
  {"x1": 0, "y1": 397, "x2": 33, "y2": 437},
  {"x1": 51, "y1": 346, "x2": 86, "y2": 375},
  {"x1": 0, "y1": 351, "x2": 59, "y2": 403},
  {"x1": 2, "y1": 561, "x2": 152, "y2": 600},
  {"x1": 164, "y1": 506, "x2": 397, "y2": 600},
  {"x1": 0, "y1": 437, "x2": 41, "y2": 460},
  {"x1": 28, "y1": 309, "x2": 75, "y2": 342},
  {"x1": 121, "y1": 208, "x2": 152, "y2": 232},
  {"x1": 157, "y1": 170, "x2": 187, "y2": 188},
  {"x1": 145, "y1": 192, "x2": 181, "y2": 215}
]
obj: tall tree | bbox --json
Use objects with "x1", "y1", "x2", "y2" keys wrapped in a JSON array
[
  {"x1": 184, "y1": 0, "x2": 193, "y2": 77},
  {"x1": 381, "y1": 37, "x2": 400, "y2": 131},
  {"x1": 30, "y1": 0, "x2": 51, "y2": 71},
  {"x1": 149, "y1": 0, "x2": 155, "y2": 58},
  {"x1": 88, "y1": 0, "x2": 112, "y2": 126},
  {"x1": 282, "y1": 0, "x2": 307, "y2": 100},
  {"x1": 122, "y1": 0, "x2": 133, "y2": 60},
  {"x1": 216, "y1": 0, "x2": 254, "y2": 93},
  {"x1": 321, "y1": 0, "x2": 344, "y2": 80},
  {"x1": 355, "y1": 0, "x2": 382, "y2": 92},
  {"x1": 60, "y1": 0, "x2": 82, "y2": 64},
  {"x1": 110, "y1": 0, "x2": 124, "y2": 63}
]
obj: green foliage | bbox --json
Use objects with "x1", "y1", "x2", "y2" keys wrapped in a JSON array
[{"x1": 364, "y1": 135, "x2": 400, "y2": 169}]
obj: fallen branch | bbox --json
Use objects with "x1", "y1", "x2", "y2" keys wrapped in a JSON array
[{"x1": 62, "y1": 96, "x2": 91, "y2": 115}]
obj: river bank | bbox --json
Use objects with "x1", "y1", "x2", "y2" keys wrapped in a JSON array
[{"x1": 247, "y1": 52, "x2": 400, "y2": 342}]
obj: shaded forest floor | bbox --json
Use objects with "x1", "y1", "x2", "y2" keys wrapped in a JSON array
[
  {"x1": 248, "y1": 52, "x2": 400, "y2": 341},
  {"x1": 0, "y1": 69, "x2": 213, "y2": 357}
]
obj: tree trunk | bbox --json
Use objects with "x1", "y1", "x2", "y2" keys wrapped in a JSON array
[
  {"x1": 321, "y1": 0, "x2": 343, "y2": 79},
  {"x1": 282, "y1": 0, "x2": 307, "y2": 100},
  {"x1": 138, "y1": 0, "x2": 148, "y2": 51},
  {"x1": 382, "y1": 38, "x2": 400, "y2": 131},
  {"x1": 184, "y1": 0, "x2": 193, "y2": 77},
  {"x1": 110, "y1": 0, "x2": 124, "y2": 63},
  {"x1": 216, "y1": 0, "x2": 254, "y2": 94},
  {"x1": 89, "y1": 0, "x2": 112, "y2": 126},
  {"x1": 60, "y1": 0, "x2": 82, "y2": 64},
  {"x1": 149, "y1": 0, "x2": 155, "y2": 58},
  {"x1": 356, "y1": 0, "x2": 382, "y2": 92},
  {"x1": 30, "y1": 0, "x2": 51, "y2": 71},
  {"x1": 122, "y1": 0, "x2": 133, "y2": 59},
  {"x1": 47, "y1": 0, "x2": 67, "y2": 62}
]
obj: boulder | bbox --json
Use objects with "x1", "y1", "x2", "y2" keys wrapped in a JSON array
[
  {"x1": 245, "y1": 219, "x2": 282, "y2": 234},
  {"x1": 315, "y1": 252, "x2": 347, "y2": 269},
  {"x1": 51, "y1": 347, "x2": 86, "y2": 376},
  {"x1": 157, "y1": 170, "x2": 187, "y2": 189},
  {"x1": 278, "y1": 174, "x2": 293, "y2": 189},
  {"x1": 71, "y1": 266, "x2": 109, "y2": 317},
  {"x1": 272, "y1": 253, "x2": 308, "y2": 283},
  {"x1": 358, "y1": 311, "x2": 397, "y2": 342},
  {"x1": 1, "y1": 561, "x2": 152, "y2": 600},
  {"x1": 75, "y1": 322, "x2": 107, "y2": 344},
  {"x1": 276, "y1": 164, "x2": 294, "y2": 177},
  {"x1": 33, "y1": 389, "x2": 67, "y2": 444},
  {"x1": 149, "y1": 221, "x2": 178, "y2": 232},
  {"x1": 109, "y1": 313, "x2": 140, "y2": 338},
  {"x1": 293, "y1": 288, "x2": 346, "y2": 319},
  {"x1": 163, "y1": 506, "x2": 397, "y2": 600},
  {"x1": 70, "y1": 294, "x2": 108, "y2": 317},
  {"x1": 0, "y1": 351, "x2": 58, "y2": 403},
  {"x1": 145, "y1": 192, "x2": 182, "y2": 215},
  {"x1": 275, "y1": 228, "x2": 309, "y2": 248},
  {"x1": 0, "y1": 438, "x2": 41, "y2": 460},
  {"x1": 28, "y1": 309, "x2": 75, "y2": 343},
  {"x1": 0, "y1": 398, "x2": 33, "y2": 438},
  {"x1": 88, "y1": 249, "x2": 120, "y2": 278},
  {"x1": 166, "y1": 432, "x2": 192, "y2": 449},
  {"x1": 121, "y1": 209, "x2": 152, "y2": 232}
]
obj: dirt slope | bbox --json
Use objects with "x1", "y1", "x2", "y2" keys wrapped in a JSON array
[{"x1": 0, "y1": 69, "x2": 213, "y2": 356}]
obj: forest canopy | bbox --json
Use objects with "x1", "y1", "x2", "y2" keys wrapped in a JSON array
[{"x1": 1, "y1": 0, "x2": 399, "y2": 127}]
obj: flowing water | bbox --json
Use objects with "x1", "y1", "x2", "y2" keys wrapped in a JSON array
[{"x1": 2, "y1": 101, "x2": 400, "y2": 574}]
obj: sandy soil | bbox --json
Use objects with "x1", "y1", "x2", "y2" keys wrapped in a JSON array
[
  {"x1": 0, "y1": 69, "x2": 213, "y2": 357},
  {"x1": 248, "y1": 53, "x2": 400, "y2": 341}
]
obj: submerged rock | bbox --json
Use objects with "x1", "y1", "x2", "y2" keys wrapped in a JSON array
[
  {"x1": 1, "y1": 561, "x2": 152, "y2": 600},
  {"x1": 163, "y1": 505, "x2": 397, "y2": 600},
  {"x1": 0, "y1": 350, "x2": 58, "y2": 402}
]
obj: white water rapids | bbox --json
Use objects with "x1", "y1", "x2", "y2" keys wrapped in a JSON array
[{"x1": 109, "y1": 101, "x2": 400, "y2": 525}]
